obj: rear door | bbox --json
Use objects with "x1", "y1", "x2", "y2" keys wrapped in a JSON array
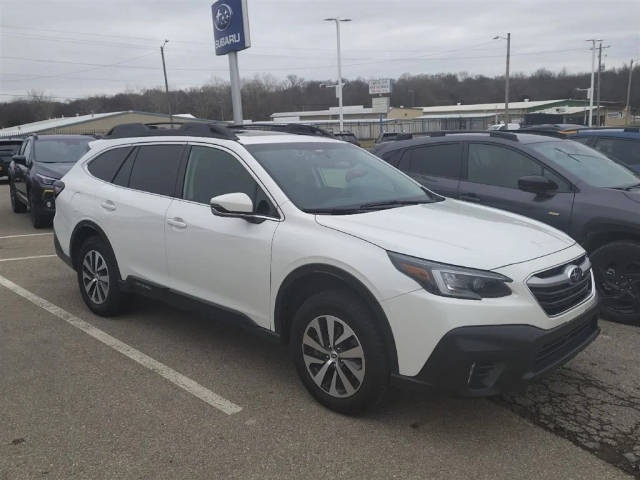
[
  {"x1": 396, "y1": 142, "x2": 463, "y2": 197},
  {"x1": 98, "y1": 143, "x2": 185, "y2": 286},
  {"x1": 457, "y1": 142, "x2": 575, "y2": 232}
]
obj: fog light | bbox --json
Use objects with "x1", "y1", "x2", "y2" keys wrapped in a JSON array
[{"x1": 46, "y1": 201, "x2": 52, "y2": 208}]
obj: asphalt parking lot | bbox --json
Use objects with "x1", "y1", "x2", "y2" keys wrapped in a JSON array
[{"x1": 0, "y1": 181, "x2": 638, "y2": 480}]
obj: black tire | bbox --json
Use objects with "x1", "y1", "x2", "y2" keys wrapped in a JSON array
[
  {"x1": 76, "y1": 236, "x2": 129, "y2": 317},
  {"x1": 29, "y1": 190, "x2": 52, "y2": 228},
  {"x1": 290, "y1": 289, "x2": 389, "y2": 414},
  {"x1": 9, "y1": 178, "x2": 27, "y2": 213},
  {"x1": 591, "y1": 241, "x2": 640, "y2": 325}
]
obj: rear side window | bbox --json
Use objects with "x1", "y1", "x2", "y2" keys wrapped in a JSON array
[
  {"x1": 182, "y1": 145, "x2": 276, "y2": 216},
  {"x1": 128, "y1": 145, "x2": 184, "y2": 196},
  {"x1": 405, "y1": 143, "x2": 462, "y2": 179},
  {"x1": 88, "y1": 147, "x2": 133, "y2": 182},
  {"x1": 594, "y1": 138, "x2": 640, "y2": 167}
]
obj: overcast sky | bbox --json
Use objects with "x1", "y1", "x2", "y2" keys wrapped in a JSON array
[{"x1": 0, "y1": 0, "x2": 638, "y2": 102}]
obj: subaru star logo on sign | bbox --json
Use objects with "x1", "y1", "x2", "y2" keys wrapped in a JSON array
[{"x1": 211, "y1": 0, "x2": 251, "y2": 56}]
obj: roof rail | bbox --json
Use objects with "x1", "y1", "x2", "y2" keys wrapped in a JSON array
[
  {"x1": 228, "y1": 123, "x2": 335, "y2": 138},
  {"x1": 624, "y1": 127, "x2": 639, "y2": 133},
  {"x1": 105, "y1": 122, "x2": 239, "y2": 140},
  {"x1": 489, "y1": 131, "x2": 519, "y2": 141}
]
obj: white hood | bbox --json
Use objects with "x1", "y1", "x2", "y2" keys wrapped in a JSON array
[{"x1": 315, "y1": 199, "x2": 575, "y2": 271}]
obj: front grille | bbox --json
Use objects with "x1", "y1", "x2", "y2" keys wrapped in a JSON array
[
  {"x1": 533, "y1": 316, "x2": 597, "y2": 372},
  {"x1": 528, "y1": 256, "x2": 593, "y2": 316}
]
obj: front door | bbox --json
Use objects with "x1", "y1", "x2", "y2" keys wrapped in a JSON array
[
  {"x1": 458, "y1": 142, "x2": 575, "y2": 233},
  {"x1": 165, "y1": 144, "x2": 280, "y2": 328}
]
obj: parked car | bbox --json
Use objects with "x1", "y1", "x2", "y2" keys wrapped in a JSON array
[
  {"x1": 566, "y1": 128, "x2": 640, "y2": 173},
  {"x1": 333, "y1": 131, "x2": 361, "y2": 147},
  {"x1": 9, "y1": 134, "x2": 92, "y2": 227},
  {"x1": 375, "y1": 131, "x2": 412, "y2": 144},
  {"x1": 53, "y1": 122, "x2": 598, "y2": 413},
  {"x1": 373, "y1": 131, "x2": 640, "y2": 325},
  {"x1": 488, "y1": 123, "x2": 520, "y2": 131},
  {"x1": 0, "y1": 138, "x2": 23, "y2": 179}
]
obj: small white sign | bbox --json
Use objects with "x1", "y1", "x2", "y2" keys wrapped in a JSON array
[
  {"x1": 372, "y1": 96, "x2": 390, "y2": 114},
  {"x1": 369, "y1": 79, "x2": 392, "y2": 95}
]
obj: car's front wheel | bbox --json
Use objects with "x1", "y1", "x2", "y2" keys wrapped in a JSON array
[
  {"x1": 591, "y1": 241, "x2": 640, "y2": 325},
  {"x1": 9, "y1": 178, "x2": 26, "y2": 213},
  {"x1": 76, "y1": 236, "x2": 129, "y2": 316},
  {"x1": 290, "y1": 290, "x2": 389, "y2": 414}
]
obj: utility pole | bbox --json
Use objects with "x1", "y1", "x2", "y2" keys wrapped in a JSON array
[
  {"x1": 595, "y1": 42, "x2": 610, "y2": 126},
  {"x1": 160, "y1": 40, "x2": 173, "y2": 124},
  {"x1": 325, "y1": 17, "x2": 351, "y2": 132},
  {"x1": 586, "y1": 39, "x2": 601, "y2": 126},
  {"x1": 625, "y1": 59, "x2": 635, "y2": 126},
  {"x1": 493, "y1": 33, "x2": 510, "y2": 126}
]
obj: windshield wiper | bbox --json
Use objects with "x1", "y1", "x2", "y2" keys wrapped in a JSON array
[
  {"x1": 304, "y1": 207, "x2": 366, "y2": 215},
  {"x1": 612, "y1": 183, "x2": 640, "y2": 191},
  {"x1": 358, "y1": 199, "x2": 430, "y2": 210}
]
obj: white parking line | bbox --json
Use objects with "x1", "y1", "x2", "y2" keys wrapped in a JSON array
[
  {"x1": 0, "y1": 233, "x2": 53, "y2": 240},
  {"x1": 0, "y1": 274, "x2": 243, "y2": 415},
  {"x1": 0, "y1": 255, "x2": 57, "y2": 262}
]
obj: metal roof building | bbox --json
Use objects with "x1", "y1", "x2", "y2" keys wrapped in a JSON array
[{"x1": 0, "y1": 110, "x2": 210, "y2": 138}]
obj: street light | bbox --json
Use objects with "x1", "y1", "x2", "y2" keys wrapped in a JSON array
[
  {"x1": 324, "y1": 17, "x2": 351, "y2": 132},
  {"x1": 493, "y1": 33, "x2": 511, "y2": 126},
  {"x1": 160, "y1": 40, "x2": 172, "y2": 123}
]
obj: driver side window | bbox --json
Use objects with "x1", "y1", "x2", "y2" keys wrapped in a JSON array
[{"x1": 183, "y1": 146, "x2": 277, "y2": 217}]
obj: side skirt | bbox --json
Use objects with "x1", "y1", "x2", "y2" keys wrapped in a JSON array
[{"x1": 121, "y1": 276, "x2": 280, "y2": 342}]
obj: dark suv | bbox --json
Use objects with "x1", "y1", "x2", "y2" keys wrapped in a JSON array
[
  {"x1": 373, "y1": 131, "x2": 640, "y2": 324},
  {"x1": 9, "y1": 134, "x2": 91, "y2": 227},
  {"x1": 568, "y1": 128, "x2": 640, "y2": 173},
  {"x1": 0, "y1": 139, "x2": 23, "y2": 179}
]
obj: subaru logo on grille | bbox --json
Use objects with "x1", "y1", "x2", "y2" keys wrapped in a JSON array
[{"x1": 566, "y1": 265, "x2": 583, "y2": 284}]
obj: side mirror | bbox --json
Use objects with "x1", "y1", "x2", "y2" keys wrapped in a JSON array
[
  {"x1": 518, "y1": 175, "x2": 557, "y2": 195},
  {"x1": 210, "y1": 192, "x2": 263, "y2": 223},
  {"x1": 12, "y1": 154, "x2": 26, "y2": 166}
]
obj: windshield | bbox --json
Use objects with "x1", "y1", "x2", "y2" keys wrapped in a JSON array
[
  {"x1": 246, "y1": 142, "x2": 439, "y2": 213},
  {"x1": 35, "y1": 137, "x2": 91, "y2": 163},
  {"x1": 0, "y1": 143, "x2": 21, "y2": 158},
  {"x1": 530, "y1": 140, "x2": 640, "y2": 188}
]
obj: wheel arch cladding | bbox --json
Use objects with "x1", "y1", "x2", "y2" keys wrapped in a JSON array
[
  {"x1": 274, "y1": 263, "x2": 399, "y2": 374},
  {"x1": 70, "y1": 221, "x2": 118, "y2": 273}
]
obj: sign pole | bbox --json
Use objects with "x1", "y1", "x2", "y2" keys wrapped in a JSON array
[{"x1": 228, "y1": 51, "x2": 243, "y2": 124}]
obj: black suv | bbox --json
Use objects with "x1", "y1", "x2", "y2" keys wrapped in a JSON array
[
  {"x1": 373, "y1": 131, "x2": 640, "y2": 324},
  {"x1": 0, "y1": 138, "x2": 23, "y2": 179},
  {"x1": 9, "y1": 134, "x2": 91, "y2": 227}
]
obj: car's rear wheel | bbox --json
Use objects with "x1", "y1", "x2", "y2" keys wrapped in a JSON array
[
  {"x1": 290, "y1": 289, "x2": 389, "y2": 414},
  {"x1": 591, "y1": 241, "x2": 640, "y2": 325},
  {"x1": 29, "y1": 190, "x2": 52, "y2": 228},
  {"x1": 9, "y1": 178, "x2": 26, "y2": 213},
  {"x1": 77, "y1": 236, "x2": 129, "y2": 316}
]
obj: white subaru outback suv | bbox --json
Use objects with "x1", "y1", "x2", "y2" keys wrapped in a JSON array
[{"x1": 53, "y1": 122, "x2": 599, "y2": 413}]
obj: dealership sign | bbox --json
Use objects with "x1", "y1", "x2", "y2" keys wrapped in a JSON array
[
  {"x1": 212, "y1": 0, "x2": 251, "y2": 55},
  {"x1": 368, "y1": 79, "x2": 392, "y2": 95}
]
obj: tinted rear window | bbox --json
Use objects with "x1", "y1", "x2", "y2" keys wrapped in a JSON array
[
  {"x1": 405, "y1": 143, "x2": 462, "y2": 179},
  {"x1": 87, "y1": 147, "x2": 133, "y2": 182},
  {"x1": 35, "y1": 137, "x2": 91, "y2": 163},
  {"x1": 128, "y1": 145, "x2": 183, "y2": 196}
]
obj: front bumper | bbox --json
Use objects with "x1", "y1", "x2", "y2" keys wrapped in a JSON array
[{"x1": 392, "y1": 304, "x2": 599, "y2": 396}]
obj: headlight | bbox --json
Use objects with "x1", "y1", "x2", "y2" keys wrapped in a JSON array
[
  {"x1": 35, "y1": 173, "x2": 57, "y2": 186},
  {"x1": 388, "y1": 251, "x2": 512, "y2": 300}
]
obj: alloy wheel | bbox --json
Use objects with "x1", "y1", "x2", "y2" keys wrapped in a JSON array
[
  {"x1": 302, "y1": 315, "x2": 366, "y2": 398},
  {"x1": 81, "y1": 250, "x2": 110, "y2": 305},
  {"x1": 595, "y1": 258, "x2": 640, "y2": 316}
]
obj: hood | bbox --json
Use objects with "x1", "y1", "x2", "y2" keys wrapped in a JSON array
[
  {"x1": 315, "y1": 199, "x2": 575, "y2": 271},
  {"x1": 34, "y1": 162, "x2": 74, "y2": 179}
]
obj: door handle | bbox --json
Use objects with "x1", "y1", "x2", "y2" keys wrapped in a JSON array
[
  {"x1": 459, "y1": 193, "x2": 481, "y2": 203},
  {"x1": 167, "y1": 217, "x2": 187, "y2": 229},
  {"x1": 101, "y1": 200, "x2": 116, "y2": 211}
]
